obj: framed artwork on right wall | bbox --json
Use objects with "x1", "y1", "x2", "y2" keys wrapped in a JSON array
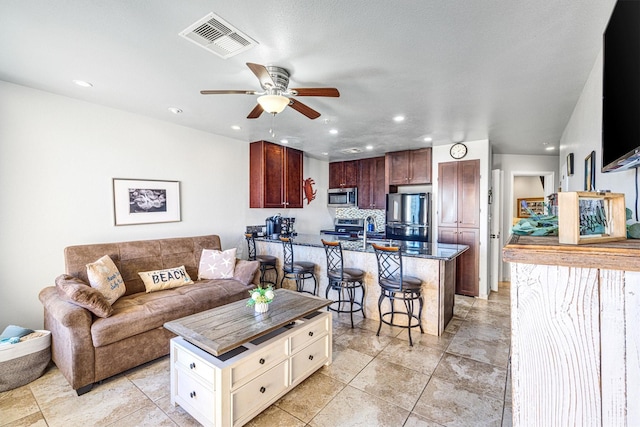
[{"x1": 584, "y1": 151, "x2": 595, "y2": 191}]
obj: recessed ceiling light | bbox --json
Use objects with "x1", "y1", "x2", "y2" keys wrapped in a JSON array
[
  {"x1": 329, "y1": 129, "x2": 338, "y2": 135},
  {"x1": 423, "y1": 137, "x2": 433, "y2": 142},
  {"x1": 167, "y1": 107, "x2": 183, "y2": 114},
  {"x1": 231, "y1": 125, "x2": 241, "y2": 130},
  {"x1": 393, "y1": 115, "x2": 405, "y2": 122},
  {"x1": 72, "y1": 79, "x2": 93, "y2": 88},
  {"x1": 280, "y1": 139, "x2": 289, "y2": 144},
  {"x1": 366, "y1": 145, "x2": 373, "y2": 150},
  {"x1": 545, "y1": 146, "x2": 555, "y2": 151},
  {"x1": 322, "y1": 152, "x2": 328, "y2": 156}
]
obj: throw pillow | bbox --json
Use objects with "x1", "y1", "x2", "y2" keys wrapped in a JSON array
[
  {"x1": 86, "y1": 255, "x2": 126, "y2": 305},
  {"x1": 55, "y1": 274, "x2": 114, "y2": 318},
  {"x1": 233, "y1": 260, "x2": 260, "y2": 286},
  {"x1": 198, "y1": 248, "x2": 237, "y2": 280},
  {"x1": 138, "y1": 265, "x2": 194, "y2": 293}
]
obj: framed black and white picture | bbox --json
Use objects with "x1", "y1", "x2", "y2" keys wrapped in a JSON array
[
  {"x1": 113, "y1": 178, "x2": 181, "y2": 225},
  {"x1": 566, "y1": 153, "x2": 574, "y2": 176},
  {"x1": 584, "y1": 151, "x2": 596, "y2": 191}
]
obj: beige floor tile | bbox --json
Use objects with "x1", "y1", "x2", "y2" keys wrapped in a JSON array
[
  {"x1": 125, "y1": 356, "x2": 171, "y2": 401},
  {"x1": 414, "y1": 377, "x2": 503, "y2": 427},
  {"x1": 37, "y1": 375, "x2": 150, "y2": 427},
  {"x1": 376, "y1": 337, "x2": 444, "y2": 376},
  {"x1": 320, "y1": 347, "x2": 373, "y2": 383},
  {"x1": 395, "y1": 329, "x2": 454, "y2": 351},
  {"x1": 350, "y1": 358, "x2": 430, "y2": 411},
  {"x1": 2, "y1": 411, "x2": 48, "y2": 427},
  {"x1": 275, "y1": 371, "x2": 345, "y2": 422},
  {"x1": 154, "y1": 396, "x2": 202, "y2": 427},
  {"x1": 244, "y1": 405, "x2": 306, "y2": 427},
  {"x1": 27, "y1": 366, "x2": 78, "y2": 407},
  {"x1": 404, "y1": 413, "x2": 446, "y2": 426},
  {"x1": 502, "y1": 402, "x2": 513, "y2": 427},
  {"x1": 432, "y1": 353, "x2": 507, "y2": 400},
  {"x1": 309, "y1": 385, "x2": 410, "y2": 427},
  {"x1": 105, "y1": 400, "x2": 177, "y2": 426},
  {"x1": 355, "y1": 316, "x2": 405, "y2": 338},
  {"x1": 0, "y1": 385, "x2": 40, "y2": 426},
  {"x1": 446, "y1": 327, "x2": 511, "y2": 368},
  {"x1": 444, "y1": 317, "x2": 463, "y2": 334},
  {"x1": 332, "y1": 326, "x2": 394, "y2": 357}
]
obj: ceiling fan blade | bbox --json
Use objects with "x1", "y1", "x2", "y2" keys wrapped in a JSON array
[
  {"x1": 288, "y1": 98, "x2": 321, "y2": 119},
  {"x1": 200, "y1": 90, "x2": 257, "y2": 95},
  {"x1": 291, "y1": 88, "x2": 340, "y2": 97},
  {"x1": 247, "y1": 104, "x2": 264, "y2": 119},
  {"x1": 246, "y1": 63, "x2": 276, "y2": 89}
]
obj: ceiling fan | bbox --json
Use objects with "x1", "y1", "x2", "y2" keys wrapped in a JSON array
[{"x1": 200, "y1": 63, "x2": 340, "y2": 120}]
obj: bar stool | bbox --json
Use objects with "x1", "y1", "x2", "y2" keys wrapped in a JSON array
[
  {"x1": 244, "y1": 234, "x2": 278, "y2": 287},
  {"x1": 279, "y1": 237, "x2": 318, "y2": 295},
  {"x1": 372, "y1": 243, "x2": 424, "y2": 346},
  {"x1": 321, "y1": 239, "x2": 366, "y2": 328}
]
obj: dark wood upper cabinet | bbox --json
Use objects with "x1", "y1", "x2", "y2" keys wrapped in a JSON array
[
  {"x1": 250, "y1": 140, "x2": 303, "y2": 209},
  {"x1": 358, "y1": 156, "x2": 386, "y2": 209},
  {"x1": 329, "y1": 160, "x2": 358, "y2": 189},
  {"x1": 385, "y1": 148, "x2": 432, "y2": 187}
]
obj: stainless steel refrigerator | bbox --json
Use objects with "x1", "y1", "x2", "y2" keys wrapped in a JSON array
[{"x1": 385, "y1": 193, "x2": 431, "y2": 242}]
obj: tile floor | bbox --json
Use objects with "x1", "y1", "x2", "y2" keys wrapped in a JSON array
[{"x1": 0, "y1": 282, "x2": 512, "y2": 427}]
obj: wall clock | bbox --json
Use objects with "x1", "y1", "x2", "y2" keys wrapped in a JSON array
[{"x1": 450, "y1": 143, "x2": 468, "y2": 159}]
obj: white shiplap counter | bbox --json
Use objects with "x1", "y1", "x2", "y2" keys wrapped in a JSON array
[{"x1": 503, "y1": 235, "x2": 640, "y2": 426}]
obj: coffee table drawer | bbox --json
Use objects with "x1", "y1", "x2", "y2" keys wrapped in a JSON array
[
  {"x1": 290, "y1": 314, "x2": 330, "y2": 352},
  {"x1": 175, "y1": 344, "x2": 216, "y2": 386},
  {"x1": 231, "y1": 340, "x2": 287, "y2": 388},
  {"x1": 232, "y1": 360, "x2": 288, "y2": 424},
  {"x1": 175, "y1": 368, "x2": 215, "y2": 425},
  {"x1": 291, "y1": 335, "x2": 330, "y2": 384}
]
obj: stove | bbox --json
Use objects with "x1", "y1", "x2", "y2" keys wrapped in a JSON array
[{"x1": 320, "y1": 218, "x2": 364, "y2": 236}]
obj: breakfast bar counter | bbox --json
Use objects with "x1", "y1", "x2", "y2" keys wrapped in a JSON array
[{"x1": 254, "y1": 234, "x2": 468, "y2": 336}]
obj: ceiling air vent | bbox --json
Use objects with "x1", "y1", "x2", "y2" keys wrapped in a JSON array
[
  {"x1": 339, "y1": 148, "x2": 363, "y2": 154},
  {"x1": 179, "y1": 13, "x2": 258, "y2": 59}
]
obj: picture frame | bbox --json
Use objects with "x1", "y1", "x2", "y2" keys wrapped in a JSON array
[
  {"x1": 517, "y1": 197, "x2": 545, "y2": 218},
  {"x1": 558, "y1": 191, "x2": 626, "y2": 244},
  {"x1": 566, "y1": 153, "x2": 574, "y2": 176},
  {"x1": 113, "y1": 178, "x2": 181, "y2": 226},
  {"x1": 584, "y1": 151, "x2": 596, "y2": 191}
]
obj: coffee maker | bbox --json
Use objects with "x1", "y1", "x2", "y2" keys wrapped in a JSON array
[{"x1": 265, "y1": 215, "x2": 282, "y2": 239}]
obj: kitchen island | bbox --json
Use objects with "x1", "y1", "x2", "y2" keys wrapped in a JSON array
[{"x1": 254, "y1": 234, "x2": 468, "y2": 336}]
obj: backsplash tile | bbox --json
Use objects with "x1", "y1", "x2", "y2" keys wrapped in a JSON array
[{"x1": 335, "y1": 208, "x2": 385, "y2": 232}]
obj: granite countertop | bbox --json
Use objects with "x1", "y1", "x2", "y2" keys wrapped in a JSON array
[{"x1": 255, "y1": 233, "x2": 468, "y2": 261}]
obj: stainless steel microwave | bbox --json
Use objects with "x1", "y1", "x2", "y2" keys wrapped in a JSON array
[{"x1": 327, "y1": 188, "x2": 357, "y2": 207}]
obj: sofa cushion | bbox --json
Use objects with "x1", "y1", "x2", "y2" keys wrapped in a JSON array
[
  {"x1": 138, "y1": 266, "x2": 194, "y2": 293},
  {"x1": 233, "y1": 260, "x2": 260, "y2": 286},
  {"x1": 55, "y1": 274, "x2": 113, "y2": 318},
  {"x1": 86, "y1": 255, "x2": 126, "y2": 305},
  {"x1": 198, "y1": 248, "x2": 237, "y2": 279},
  {"x1": 90, "y1": 279, "x2": 252, "y2": 347}
]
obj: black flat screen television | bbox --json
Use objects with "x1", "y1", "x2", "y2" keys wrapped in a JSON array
[{"x1": 601, "y1": 0, "x2": 640, "y2": 172}]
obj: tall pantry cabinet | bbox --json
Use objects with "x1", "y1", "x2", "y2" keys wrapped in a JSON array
[{"x1": 437, "y1": 159, "x2": 480, "y2": 296}]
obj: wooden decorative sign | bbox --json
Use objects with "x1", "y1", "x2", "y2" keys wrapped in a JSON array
[{"x1": 558, "y1": 191, "x2": 626, "y2": 244}]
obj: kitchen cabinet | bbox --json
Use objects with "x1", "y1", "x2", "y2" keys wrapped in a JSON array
[
  {"x1": 329, "y1": 160, "x2": 358, "y2": 189},
  {"x1": 250, "y1": 140, "x2": 303, "y2": 209},
  {"x1": 385, "y1": 148, "x2": 432, "y2": 187},
  {"x1": 438, "y1": 227, "x2": 479, "y2": 297},
  {"x1": 438, "y1": 159, "x2": 480, "y2": 296},
  {"x1": 358, "y1": 156, "x2": 386, "y2": 209}
]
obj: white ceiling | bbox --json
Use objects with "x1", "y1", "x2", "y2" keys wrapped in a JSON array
[{"x1": 0, "y1": 1, "x2": 617, "y2": 161}]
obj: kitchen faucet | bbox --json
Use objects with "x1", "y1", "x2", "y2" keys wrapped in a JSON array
[{"x1": 362, "y1": 215, "x2": 375, "y2": 249}]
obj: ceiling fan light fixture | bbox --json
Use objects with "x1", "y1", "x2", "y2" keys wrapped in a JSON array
[{"x1": 257, "y1": 95, "x2": 289, "y2": 114}]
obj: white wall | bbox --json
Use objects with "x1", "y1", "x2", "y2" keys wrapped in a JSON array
[
  {"x1": 433, "y1": 139, "x2": 491, "y2": 298},
  {"x1": 0, "y1": 81, "x2": 331, "y2": 330},
  {"x1": 559, "y1": 49, "x2": 638, "y2": 209}
]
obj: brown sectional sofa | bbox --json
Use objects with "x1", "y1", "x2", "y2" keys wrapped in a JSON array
[{"x1": 38, "y1": 235, "x2": 257, "y2": 395}]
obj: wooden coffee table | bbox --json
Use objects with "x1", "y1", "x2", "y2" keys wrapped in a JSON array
[{"x1": 164, "y1": 289, "x2": 333, "y2": 427}]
